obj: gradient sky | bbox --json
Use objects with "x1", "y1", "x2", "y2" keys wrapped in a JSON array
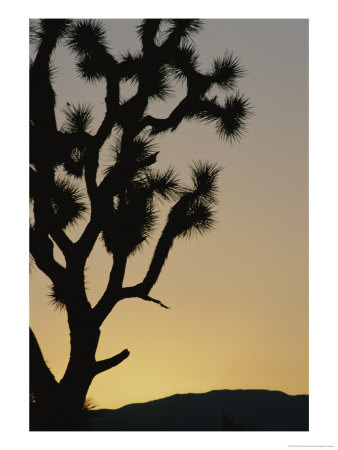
[{"x1": 29, "y1": 19, "x2": 308, "y2": 409}]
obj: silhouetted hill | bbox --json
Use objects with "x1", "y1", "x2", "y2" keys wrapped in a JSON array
[{"x1": 87, "y1": 389, "x2": 309, "y2": 431}]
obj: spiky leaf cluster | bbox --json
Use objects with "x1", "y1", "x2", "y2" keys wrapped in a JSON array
[
  {"x1": 30, "y1": 19, "x2": 72, "y2": 48},
  {"x1": 56, "y1": 103, "x2": 93, "y2": 177},
  {"x1": 119, "y1": 51, "x2": 143, "y2": 84},
  {"x1": 144, "y1": 166, "x2": 180, "y2": 201},
  {"x1": 195, "y1": 93, "x2": 252, "y2": 142},
  {"x1": 164, "y1": 19, "x2": 204, "y2": 42},
  {"x1": 175, "y1": 198, "x2": 216, "y2": 239},
  {"x1": 105, "y1": 136, "x2": 157, "y2": 174},
  {"x1": 75, "y1": 56, "x2": 107, "y2": 83},
  {"x1": 102, "y1": 181, "x2": 157, "y2": 255},
  {"x1": 30, "y1": 174, "x2": 87, "y2": 231},
  {"x1": 49, "y1": 177, "x2": 87, "y2": 229},
  {"x1": 66, "y1": 20, "x2": 112, "y2": 83},
  {"x1": 168, "y1": 43, "x2": 200, "y2": 81},
  {"x1": 48, "y1": 284, "x2": 67, "y2": 310},
  {"x1": 66, "y1": 19, "x2": 108, "y2": 57},
  {"x1": 144, "y1": 64, "x2": 173, "y2": 101},
  {"x1": 62, "y1": 103, "x2": 93, "y2": 133},
  {"x1": 167, "y1": 161, "x2": 221, "y2": 239},
  {"x1": 102, "y1": 145, "x2": 180, "y2": 255},
  {"x1": 209, "y1": 52, "x2": 246, "y2": 90},
  {"x1": 119, "y1": 51, "x2": 172, "y2": 101},
  {"x1": 190, "y1": 161, "x2": 221, "y2": 203}
]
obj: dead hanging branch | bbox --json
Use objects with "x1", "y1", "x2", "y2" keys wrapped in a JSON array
[{"x1": 138, "y1": 294, "x2": 170, "y2": 309}]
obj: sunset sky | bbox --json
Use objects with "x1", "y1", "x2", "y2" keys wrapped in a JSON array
[{"x1": 29, "y1": 19, "x2": 309, "y2": 410}]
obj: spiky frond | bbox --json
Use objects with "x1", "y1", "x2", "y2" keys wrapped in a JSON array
[
  {"x1": 165, "y1": 19, "x2": 204, "y2": 43},
  {"x1": 165, "y1": 159, "x2": 221, "y2": 239},
  {"x1": 196, "y1": 93, "x2": 252, "y2": 142},
  {"x1": 216, "y1": 93, "x2": 252, "y2": 142},
  {"x1": 167, "y1": 191, "x2": 216, "y2": 239},
  {"x1": 177, "y1": 198, "x2": 216, "y2": 238},
  {"x1": 48, "y1": 284, "x2": 66, "y2": 311},
  {"x1": 119, "y1": 51, "x2": 143, "y2": 83},
  {"x1": 75, "y1": 55, "x2": 106, "y2": 82},
  {"x1": 119, "y1": 51, "x2": 173, "y2": 101},
  {"x1": 50, "y1": 177, "x2": 87, "y2": 229},
  {"x1": 168, "y1": 43, "x2": 200, "y2": 80},
  {"x1": 62, "y1": 103, "x2": 93, "y2": 133},
  {"x1": 33, "y1": 19, "x2": 72, "y2": 48},
  {"x1": 102, "y1": 182, "x2": 158, "y2": 255},
  {"x1": 190, "y1": 161, "x2": 222, "y2": 204},
  {"x1": 209, "y1": 52, "x2": 246, "y2": 90},
  {"x1": 145, "y1": 166, "x2": 180, "y2": 201},
  {"x1": 108, "y1": 136, "x2": 157, "y2": 168},
  {"x1": 145, "y1": 65, "x2": 173, "y2": 100},
  {"x1": 66, "y1": 20, "x2": 108, "y2": 57}
]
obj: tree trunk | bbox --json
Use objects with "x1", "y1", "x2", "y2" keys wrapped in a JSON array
[
  {"x1": 59, "y1": 324, "x2": 100, "y2": 410},
  {"x1": 30, "y1": 322, "x2": 100, "y2": 431}
]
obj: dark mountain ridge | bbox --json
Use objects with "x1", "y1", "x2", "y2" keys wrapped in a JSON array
[{"x1": 88, "y1": 389, "x2": 309, "y2": 431}]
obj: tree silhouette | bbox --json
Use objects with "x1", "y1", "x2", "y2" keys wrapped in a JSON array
[{"x1": 29, "y1": 19, "x2": 251, "y2": 430}]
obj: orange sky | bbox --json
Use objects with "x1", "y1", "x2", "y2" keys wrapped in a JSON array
[{"x1": 29, "y1": 19, "x2": 308, "y2": 409}]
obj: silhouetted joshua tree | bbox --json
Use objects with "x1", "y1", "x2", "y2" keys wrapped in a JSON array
[{"x1": 29, "y1": 19, "x2": 251, "y2": 430}]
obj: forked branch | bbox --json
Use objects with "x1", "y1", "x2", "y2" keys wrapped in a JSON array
[
  {"x1": 30, "y1": 229, "x2": 66, "y2": 284},
  {"x1": 50, "y1": 228, "x2": 74, "y2": 258},
  {"x1": 93, "y1": 253, "x2": 127, "y2": 326}
]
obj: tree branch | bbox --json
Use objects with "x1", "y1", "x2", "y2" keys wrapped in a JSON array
[
  {"x1": 74, "y1": 218, "x2": 101, "y2": 265},
  {"x1": 93, "y1": 67, "x2": 119, "y2": 147},
  {"x1": 116, "y1": 285, "x2": 170, "y2": 309},
  {"x1": 93, "y1": 279, "x2": 170, "y2": 326},
  {"x1": 140, "y1": 95, "x2": 193, "y2": 135},
  {"x1": 30, "y1": 229, "x2": 66, "y2": 284},
  {"x1": 74, "y1": 152, "x2": 156, "y2": 265},
  {"x1": 96, "y1": 222, "x2": 176, "y2": 316},
  {"x1": 74, "y1": 160, "x2": 141, "y2": 265},
  {"x1": 50, "y1": 228, "x2": 73, "y2": 259},
  {"x1": 93, "y1": 253, "x2": 127, "y2": 326},
  {"x1": 141, "y1": 225, "x2": 175, "y2": 293},
  {"x1": 94, "y1": 349, "x2": 130, "y2": 375},
  {"x1": 83, "y1": 58, "x2": 120, "y2": 201},
  {"x1": 30, "y1": 39, "x2": 58, "y2": 135}
]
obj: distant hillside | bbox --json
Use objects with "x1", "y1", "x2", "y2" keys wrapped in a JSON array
[{"x1": 88, "y1": 389, "x2": 309, "y2": 431}]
